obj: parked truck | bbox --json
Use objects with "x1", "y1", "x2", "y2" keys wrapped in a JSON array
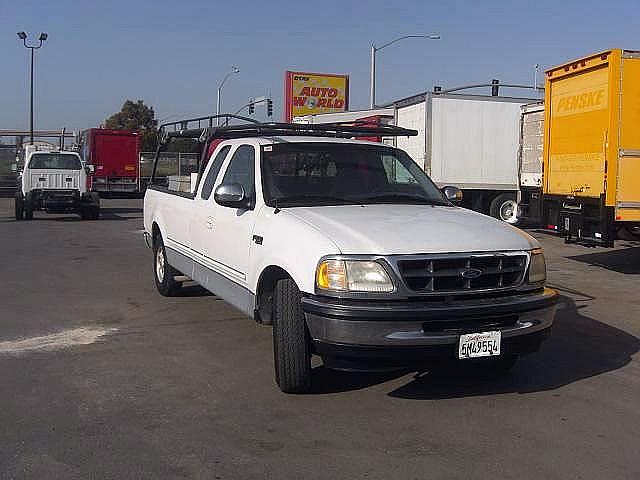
[
  {"x1": 531, "y1": 49, "x2": 640, "y2": 245},
  {"x1": 144, "y1": 115, "x2": 557, "y2": 393},
  {"x1": 15, "y1": 146, "x2": 100, "y2": 220},
  {"x1": 79, "y1": 128, "x2": 140, "y2": 193}
]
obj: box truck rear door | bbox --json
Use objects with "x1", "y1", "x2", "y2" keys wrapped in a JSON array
[
  {"x1": 616, "y1": 54, "x2": 640, "y2": 222},
  {"x1": 546, "y1": 65, "x2": 609, "y2": 197}
]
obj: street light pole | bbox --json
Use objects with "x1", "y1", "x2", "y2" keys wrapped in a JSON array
[
  {"x1": 17, "y1": 31, "x2": 47, "y2": 145},
  {"x1": 216, "y1": 66, "x2": 240, "y2": 126},
  {"x1": 369, "y1": 33, "x2": 440, "y2": 109}
]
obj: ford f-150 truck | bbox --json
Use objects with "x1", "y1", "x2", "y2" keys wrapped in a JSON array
[
  {"x1": 143, "y1": 116, "x2": 558, "y2": 393},
  {"x1": 15, "y1": 146, "x2": 100, "y2": 220}
]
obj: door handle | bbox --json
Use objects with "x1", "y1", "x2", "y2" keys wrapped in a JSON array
[{"x1": 206, "y1": 216, "x2": 214, "y2": 229}]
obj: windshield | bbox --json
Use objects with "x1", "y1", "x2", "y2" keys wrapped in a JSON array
[
  {"x1": 261, "y1": 142, "x2": 448, "y2": 207},
  {"x1": 29, "y1": 153, "x2": 82, "y2": 170}
]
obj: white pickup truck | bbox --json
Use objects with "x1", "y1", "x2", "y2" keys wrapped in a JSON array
[
  {"x1": 15, "y1": 146, "x2": 100, "y2": 220},
  {"x1": 144, "y1": 118, "x2": 558, "y2": 393}
]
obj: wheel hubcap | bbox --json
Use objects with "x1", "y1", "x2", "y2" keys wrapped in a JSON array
[
  {"x1": 156, "y1": 248, "x2": 165, "y2": 282},
  {"x1": 500, "y1": 200, "x2": 519, "y2": 224}
]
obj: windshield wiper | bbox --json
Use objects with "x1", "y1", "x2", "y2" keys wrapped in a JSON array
[
  {"x1": 360, "y1": 193, "x2": 450, "y2": 206},
  {"x1": 273, "y1": 194, "x2": 362, "y2": 206}
]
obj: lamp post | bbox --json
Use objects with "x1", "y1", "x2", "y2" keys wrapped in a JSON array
[
  {"x1": 370, "y1": 34, "x2": 439, "y2": 108},
  {"x1": 17, "y1": 31, "x2": 47, "y2": 145},
  {"x1": 216, "y1": 66, "x2": 240, "y2": 126}
]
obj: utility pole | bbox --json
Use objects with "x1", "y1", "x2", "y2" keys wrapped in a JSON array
[
  {"x1": 370, "y1": 33, "x2": 439, "y2": 108},
  {"x1": 216, "y1": 66, "x2": 240, "y2": 126},
  {"x1": 17, "y1": 31, "x2": 47, "y2": 145}
]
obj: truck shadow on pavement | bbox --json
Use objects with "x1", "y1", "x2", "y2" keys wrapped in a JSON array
[
  {"x1": 566, "y1": 245, "x2": 640, "y2": 274},
  {"x1": 309, "y1": 294, "x2": 639, "y2": 398}
]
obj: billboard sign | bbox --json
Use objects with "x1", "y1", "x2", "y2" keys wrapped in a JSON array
[{"x1": 284, "y1": 71, "x2": 349, "y2": 121}]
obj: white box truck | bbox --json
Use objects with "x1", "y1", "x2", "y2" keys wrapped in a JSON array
[
  {"x1": 296, "y1": 91, "x2": 539, "y2": 224},
  {"x1": 393, "y1": 92, "x2": 537, "y2": 225}
]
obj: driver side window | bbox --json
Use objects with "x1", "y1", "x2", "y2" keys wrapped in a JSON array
[
  {"x1": 221, "y1": 145, "x2": 255, "y2": 197},
  {"x1": 382, "y1": 154, "x2": 418, "y2": 185},
  {"x1": 201, "y1": 145, "x2": 231, "y2": 200}
]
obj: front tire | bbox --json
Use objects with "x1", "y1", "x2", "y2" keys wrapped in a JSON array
[
  {"x1": 153, "y1": 235, "x2": 181, "y2": 296},
  {"x1": 14, "y1": 194, "x2": 24, "y2": 221},
  {"x1": 490, "y1": 193, "x2": 520, "y2": 225},
  {"x1": 272, "y1": 278, "x2": 312, "y2": 393}
]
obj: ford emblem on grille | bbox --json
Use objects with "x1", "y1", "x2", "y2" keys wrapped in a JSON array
[{"x1": 460, "y1": 268, "x2": 483, "y2": 279}]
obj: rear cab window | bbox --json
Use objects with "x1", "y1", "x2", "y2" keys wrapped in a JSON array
[{"x1": 29, "y1": 153, "x2": 82, "y2": 170}]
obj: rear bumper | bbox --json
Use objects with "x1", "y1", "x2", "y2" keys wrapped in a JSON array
[{"x1": 303, "y1": 288, "x2": 558, "y2": 369}]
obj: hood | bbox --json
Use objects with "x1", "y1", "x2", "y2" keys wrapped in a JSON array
[{"x1": 285, "y1": 204, "x2": 538, "y2": 255}]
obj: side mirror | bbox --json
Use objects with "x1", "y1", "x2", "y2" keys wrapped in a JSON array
[
  {"x1": 214, "y1": 183, "x2": 251, "y2": 209},
  {"x1": 10, "y1": 163, "x2": 17, "y2": 173},
  {"x1": 442, "y1": 186, "x2": 463, "y2": 204},
  {"x1": 85, "y1": 164, "x2": 95, "y2": 174}
]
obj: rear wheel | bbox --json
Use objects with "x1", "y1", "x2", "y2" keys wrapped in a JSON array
[
  {"x1": 272, "y1": 278, "x2": 312, "y2": 393},
  {"x1": 14, "y1": 194, "x2": 24, "y2": 221},
  {"x1": 80, "y1": 206, "x2": 100, "y2": 220},
  {"x1": 490, "y1": 193, "x2": 520, "y2": 225},
  {"x1": 153, "y1": 235, "x2": 182, "y2": 296},
  {"x1": 24, "y1": 202, "x2": 33, "y2": 220}
]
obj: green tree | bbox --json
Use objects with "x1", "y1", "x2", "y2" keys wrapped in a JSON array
[{"x1": 105, "y1": 100, "x2": 158, "y2": 151}]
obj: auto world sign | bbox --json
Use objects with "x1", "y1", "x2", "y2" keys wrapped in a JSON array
[{"x1": 284, "y1": 71, "x2": 349, "y2": 121}]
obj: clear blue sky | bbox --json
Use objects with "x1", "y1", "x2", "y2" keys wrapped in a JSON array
[{"x1": 1, "y1": 0, "x2": 637, "y2": 132}]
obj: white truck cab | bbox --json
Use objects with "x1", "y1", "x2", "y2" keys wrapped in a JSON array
[
  {"x1": 144, "y1": 117, "x2": 558, "y2": 393},
  {"x1": 15, "y1": 147, "x2": 100, "y2": 220}
]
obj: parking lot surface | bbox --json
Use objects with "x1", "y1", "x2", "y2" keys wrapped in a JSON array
[{"x1": 0, "y1": 198, "x2": 639, "y2": 479}]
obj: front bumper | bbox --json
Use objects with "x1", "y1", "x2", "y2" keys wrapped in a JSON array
[{"x1": 303, "y1": 288, "x2": 558, "y2": 369}]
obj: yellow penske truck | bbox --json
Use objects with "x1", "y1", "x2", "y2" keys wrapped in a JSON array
[{"x1": 536, "y1": 49, "x2": 640, "y2": 246}]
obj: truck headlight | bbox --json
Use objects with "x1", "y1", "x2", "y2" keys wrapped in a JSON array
[
  {"x1": 316, "y1": 260, "x2": 394, "y2": 293},
  {"x1": 528, "y1": 249, "x2": 546, "y2": 284}
]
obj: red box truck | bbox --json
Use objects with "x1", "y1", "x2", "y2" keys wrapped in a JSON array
[{"x1": 79, "y1": 129, "x2": 140, "y2": 193}]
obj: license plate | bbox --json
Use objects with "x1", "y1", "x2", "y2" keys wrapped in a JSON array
[{"x1": 458, "y1": 331, "x2": 501, "y2": 359}]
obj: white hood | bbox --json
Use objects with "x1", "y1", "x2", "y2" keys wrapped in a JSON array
[{"x1": 286, "y1": 204, "x2": 538, "y2": 255}]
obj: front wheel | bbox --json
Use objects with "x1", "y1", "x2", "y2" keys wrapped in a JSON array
[
  {"x1": 490, "y1": 193, "x2": 520, "y2": 225},
  {"x1": 153, "y1": 235, "x2": 182, "y2": 296},
  {"x1": 14, "y1": 194, "x2": 24, "y2": 221},
  {"x1": 272, "y1": 278, "x2": 312, "y2": 393}
]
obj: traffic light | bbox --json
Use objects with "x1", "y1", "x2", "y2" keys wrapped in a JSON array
[
  {"x1": 267, "y1": 99, "x2": 273, "y2": 117},
  {"x1": 248, "y1": 100, "x2": 255, "y2": 115}
]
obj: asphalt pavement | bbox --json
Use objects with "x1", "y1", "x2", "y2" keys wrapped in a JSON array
[{"x1": 0, "y1": 198, "x2": 639, "y2": 479}]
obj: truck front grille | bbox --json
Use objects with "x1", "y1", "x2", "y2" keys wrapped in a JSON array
[{"x1": 396, "y1": 253, "x2": 527, "y2": 293}]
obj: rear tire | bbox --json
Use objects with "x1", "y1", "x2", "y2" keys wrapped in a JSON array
[
  {"x1": 14, "y1": 194, "x2": 24, "y2": 221},
  {"x1": 272, "y1": 278, "x2": 312, "y2": 393},
  {"x1": 24, "y1": 203, "x2": 33, "y2": 220},
  {"x1": 81, "y1": 206, "x2": 100, "y2": 220},
  {"x1": 153, "y1": 235, "x2": 182, "y2": 296},
  {"x1": 490, "y1": 193, "x2": 520, "y2": 225}
]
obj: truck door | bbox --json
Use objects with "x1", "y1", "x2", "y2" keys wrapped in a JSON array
[
  {"x1": 616, "y1": 54, "x2": 640, "y2": 223},
  {"x1": 194, "y1": 144, "x2": 257, "y2": 288},
  {"x1": 191, "y1": 144, "x2": 231, "y2": 259}
]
